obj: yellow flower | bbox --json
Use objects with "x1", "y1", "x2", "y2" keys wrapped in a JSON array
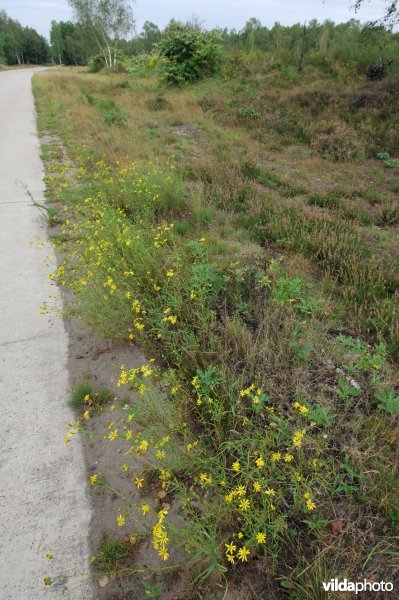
[
  {"x1": 46, "y1": 553, "x2": 53, "y2": 560},
  {"x1": 284, "y1": 453, "x2": 294, "y2": 462},
  {"x1": 129, "y1": 536, "x2": 137, "y2": 544},
  {"x1": 253, "y1": 482, "x2": 262, "y2": 492},
  {"x1": 90, "y1": 474, "x2": 98, "y2": 485},
  {"x1": 226, "y1": 554, "x2": 235, "y2": 564},
  {"x1": 140, "y1": 365, "x2": 152, "y2": 377},
  {"x1": 236, "y1": 484, "x2": 246, "y2": 497},
  {"x1": 134, "y1": 477, "x2": 143, "y2": 489},
  {"x1": 255, "y1": 457, "x2": 265, "y2": 469},
  {"x1": 294, "y1": 401, "x2": 309, "y2": 415},
  {"x1": 306, "y1": 499, "x2": 316, "y2": 511},
  {"x1": 166, "y1": 270, "x2": 175, "y2": 277},
  {"x1": 293, "y1": 429, "x2": 306, "y2": 447},
  {"x1": 122, "y1": 464, "x2": 128, "y2": 473},
  {"x1": 237, "y1": 546, "x2": 250, "y2": 562},
  {"x1": 138, "y1": 440, "x2": 148, "y2": 453},
  {"x1": 117, "y1": 515, "x2": 125, "y2": 527},
  {"x1": 239, "y1": 499, "x2": 250, "y2": 511},
  {"x1": 265, "y1": 487, "x2": 275, "y2": 497},
  {"x1": 225, "y1": 542, "x2": 237, "y2": 554},
  {"x1": 237, "y1": 532, "x2": 244, "y2": 539},
  {"x1": 271, "y1": 452, "x2": 281, "y2": 462},
  {"x1": 82, "y1": 410, "x2": 90, "y2": 420},
  {"x1": 232, "y1": 461, "x2": 240, "y2": 472},
  {"x1": 199, "y1": 473, "x2": 212, "y2": 485},
  {"x1": 255, "y1": 532, "x2": 266, "y2": 544},
  {"x1": 190, "y1": 290, "x2": 196, "y2": 300},
  {"x1": 141, "y1": 503, "x2": 150, "y2": 515}
]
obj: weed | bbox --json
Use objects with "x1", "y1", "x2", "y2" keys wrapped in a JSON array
[
  {"x1": 147, "y1": 93, "x2": 170, "y2": 111},
  {"x1": 290, "y1": 323, "x2": 312, "y2": 365},
  {"x1": 375, "y1": 388, "x2": 399, "y2": 415},
  {"x1": 69, "y1": 382, "x2": 113, "y2": 411},
  {"x1": 95, "y1": 538, "x2": 128, "y2": 575},
  {"x1": 142, "y1": 580, "x2": 163, "y2": 598},
  {"x1": 306, "y1": 405, "x2": 335, "y2": 427},
  {"x1": 237, "y1": 107, "x2": 260, "y2": 120},
  {"x1": 69, "y1": 382, "x2": 93, "y2": 410},
  {"x1": 272, "y1": 275, "x2": 321, "y2": 316},
  {"x1": 307, "y1": 192, "x2": 343, "y2": 210},
  {"x1": 103, "y1": 110, "x2": 126, "y2": 126}
]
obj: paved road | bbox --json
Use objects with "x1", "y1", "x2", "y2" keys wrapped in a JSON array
[{"x1": 0, "y1": 68, "x2": 92, "y2": 599}]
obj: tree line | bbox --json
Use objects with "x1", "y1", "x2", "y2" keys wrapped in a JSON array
[
  {"x1": 0, "y1": 10, "x2": 49, "y2": 65},
  {"x1": 1, "y1": 2, "x2": 398, "y2": 75}
]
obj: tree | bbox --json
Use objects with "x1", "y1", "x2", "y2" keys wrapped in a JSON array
[
  {"x1": 140, "y1": 21, "x2": 161, "y2": 52},
  {"x1": 353, "y1": 1, "x2": 398, "y2": 25},
  {"x1": 0, "y1": 32, "x2": 16, "y2": 64},
  {"x1": 50, "y1": 20, "x2": 95, "y2": 65},
  {"x1": 68, "y1": 0, "x2": 135, "y2": 67},
  {"x1": 0, "y1": 9, "x2": 24, "y2": 64},
  {"x1": 22, "y1": 27, "x2": 49, "y2": 64}
]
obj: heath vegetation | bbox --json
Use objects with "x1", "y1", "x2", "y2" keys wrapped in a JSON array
[{"x1": 34, "y1": 16, "x2": 399, "y2": 598}]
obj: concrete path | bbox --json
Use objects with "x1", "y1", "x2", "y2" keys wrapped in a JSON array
[{"x1": 0, "y1": 68, "x2": 92, "y2": 599}]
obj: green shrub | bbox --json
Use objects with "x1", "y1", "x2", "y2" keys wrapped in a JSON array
[
  {"x1": 102, "y1": 110, "x2": 126, "y2": 126},
  {"x1": 384, "y1": 158, "x2": 399, "y2": 169},
  {"x1": 88, "y1": 53, "x2": 106, "y2": 73},
  {"x1": 88, "y1": 51, "x2": 127, "y2": 73},
  {"x1": 158, "y1": 24, "x2": 220, "y2": 84}
]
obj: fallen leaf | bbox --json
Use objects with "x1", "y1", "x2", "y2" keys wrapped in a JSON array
[
  {"x1": 98, "y1": 575, "x2": 109, "y2": 588},
  {"x1": 331, "y1": 520, "x2": 342, "y2": 535}
]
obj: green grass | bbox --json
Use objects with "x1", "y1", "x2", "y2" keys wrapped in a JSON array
[
  {"x1": 69, "y1": 381, "x2": 113, "y2": 411},
  {"x1": 95, "y1": 538, "x2": 129, "y2": 575}
]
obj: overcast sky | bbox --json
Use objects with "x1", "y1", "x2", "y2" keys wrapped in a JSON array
[{"x1": 0, "y1": 0, "x2": 388, "y2": 39}]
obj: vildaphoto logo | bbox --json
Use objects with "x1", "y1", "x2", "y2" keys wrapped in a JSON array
[{"x1": 322, "y1": 579, "x2": 394, "y2": 594}]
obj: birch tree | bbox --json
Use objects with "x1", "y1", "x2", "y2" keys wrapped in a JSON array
[
  {"x1": 353, "y1": 1, "x2": 398, "y2": 25},
  {"x1": 68, "y1": 0, "x2": 135, "y2": 67}
]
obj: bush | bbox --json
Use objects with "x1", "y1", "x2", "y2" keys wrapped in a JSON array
[
  {"x1": 158, "y1": 24, "x2": 220, "y2": 84},
  {"x1": 126, "y1": 52, "x2": 160, "y2": 77},
  {"x1": 88, "y1": 53, "x2": 106, "y2": 73},
  {"x1": 88, "y1": 51, "x2": 128, "y2": 73},
  {"x1": 307, "y1": 119, "x2": 365, "y2": 161}
]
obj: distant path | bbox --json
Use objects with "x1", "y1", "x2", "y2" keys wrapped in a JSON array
[{"x1": 0, "y1": 68, "x2": 92, "y2": 599}]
